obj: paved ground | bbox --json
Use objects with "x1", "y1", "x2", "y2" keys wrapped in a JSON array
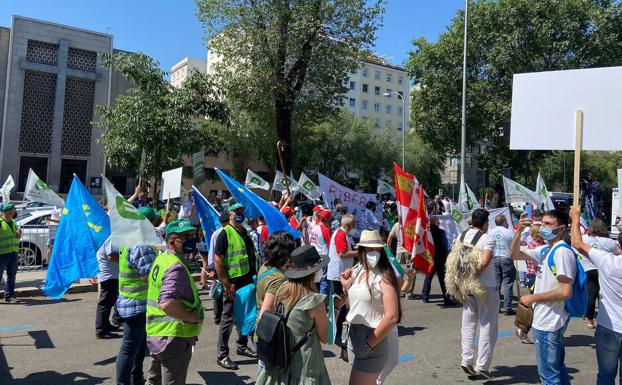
[{"x1": 0, "y1": 275, "x2": 598, "y2": 385}]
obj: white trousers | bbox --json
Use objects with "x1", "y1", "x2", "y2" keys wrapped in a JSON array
[
  {"x1": 377, "y1": 326, "x2": 399, "y2": 385},
  {"x1": 461, "y1": 287, "x2": 500, "y2": 371}
]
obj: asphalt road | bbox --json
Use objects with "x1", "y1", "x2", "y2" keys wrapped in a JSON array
[{"x1": 0, "y1": 276, "x2": 598, "y2": 385}]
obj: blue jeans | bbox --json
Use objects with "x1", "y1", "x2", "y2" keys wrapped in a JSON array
[
  {"x1": 319, "y1": 266, "x2": 330, "y2": 296},
  {"x1": 494, "y1": 258, "x2": 516, "y2": 312},
  {"x1": 116, "y1": 313, "x2": 148, "y2": 385},
  {"x1": 519, "y1": 271, "x2": 526, "y2": 283},
  {"x1": 0, "y1": 252, "x2": 18, "y2": 299},
  {"x1": 595, "y1": 325, "x2": 622, "y2": 385},
  {"x1": 533, "y1": 320, "x2": 571, "y2": 385}
]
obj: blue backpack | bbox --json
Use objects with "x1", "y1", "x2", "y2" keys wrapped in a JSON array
[{"x1": 542, "y1": 243, "x2": 588, "y2": 318}]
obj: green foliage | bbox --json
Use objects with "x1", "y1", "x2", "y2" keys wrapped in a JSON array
[{"x1": 406, "y1": 0, "x2": 622, "y2": 185}]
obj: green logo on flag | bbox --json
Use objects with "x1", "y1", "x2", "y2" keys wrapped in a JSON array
[
  {"x1": 302, "y1": 181, "x2": 314, "y2": 191},
  {"x1": 250, "y1": 177, "x2": 262, "y2": 185},
  {"x1": 116, "y1": 196, "x2": 146, "y2": 220},
  {"x1": 35, "y1": 179, "x2": 49, "y2": 191}
]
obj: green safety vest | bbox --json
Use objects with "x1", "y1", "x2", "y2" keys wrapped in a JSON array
[
  {"x1": 0, "y1": 218, "x2": 18, "y2": 254},
  {"x1": 223, "y1": 225, "x2": 250, "y2": 279},
  {"x1": 146, "y1": 252, "x2": 203, "y2": 338},
  {"x1": 119, "y1": 247, "x2": 149, "y2": 300}
]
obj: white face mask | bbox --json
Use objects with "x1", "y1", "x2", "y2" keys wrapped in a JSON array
[
  {"x1": 366, "y1": 251, "x2": 380, "y2": 268},
  {"x1": 314, "y1": 269, "x2": 323, "y2": 283}
]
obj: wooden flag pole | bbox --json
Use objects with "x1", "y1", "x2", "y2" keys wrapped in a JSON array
[
  {"x1": 573, "y1": 109, "x2": 584, "y2": 207},
  {"x1": 276, "y1": 140, "x2": 292, "y2": 197}
]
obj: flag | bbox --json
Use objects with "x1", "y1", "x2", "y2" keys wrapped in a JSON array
[
  {"x1": 502, "y1": 176, "x2": 541, "y2": 207},
  {"x1": 384, "y1": 246, "x2": 405, "y2": 276},
  {"x1": 192, "y1": 150, "x2": 205, "y2": 185},
  {"x1": 1, "y1": 175, "x2": 14, "y2": 203},
  {"x1": 298, "y1": 173, "x2": 321, "y2": 200},
  {"x1": 394, "y1": 163, "x2": 420, "y2": 252},
  {"x1": 43, "y1": 176, "x2": 110, "y2": 299},
  {"x1": 450, "y1": 174, "x2": 467, "y2": 228},
  {"x1": 536, "y1": 173, "x2": 555, "y2": 211},
  {"x1": 465, "y1": 183, "x2": 479, "y2": 210},
  {"x1": 245, "y1": 170, "x2": 270, "y2": 191},
  {"x1": 327, "y1": 292, "x2": 336, "y2": 345},
  {"x1": 377, "y1": 179, "x2": 396, "y2": 197},
  {"x1": 103, "y1": 176, "x2": 161, "y2": 249},
  {"x1": 272, "y1": 170, "x2": 299, "y2": 193},
  {"x1": 216, "y1": 168, "x2": 300, "y2": 239},
  {"x1": 24, "y1": 169, "x2": 65, "y2": 207},
  {"x1": 192, "y1": 185, "x2": 221, "y2": 250},
  {"x1": 412, "y1": 184, "x2": 435, "y2": 275}
]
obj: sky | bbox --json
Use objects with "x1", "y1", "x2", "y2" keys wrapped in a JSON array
[{"x1": 1, "y1": 0, "x2": 464, "y2": 73}]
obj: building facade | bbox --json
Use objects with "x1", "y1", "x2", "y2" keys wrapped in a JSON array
[{"x1": 170, "y1": 57, "x2": 207, "y2": 88}]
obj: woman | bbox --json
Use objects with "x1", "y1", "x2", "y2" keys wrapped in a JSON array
[
  {"x1": 257, "y1": 245, "x2": 331, "y2": 385},
  {"x1": 582, "y1": 218, "x2": 620, "y2": 329},
  {"x1": 341, "y1": 230, "x2": 402, "y2": 385},
  {"x1": 256, "y1": 232, "x2": 296, "y2": 321}
]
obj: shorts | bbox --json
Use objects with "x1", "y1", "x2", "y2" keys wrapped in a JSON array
[
  {"x1": 348, "y1": 323, "x2": 389, "y2": 373},
  {"x1": 47, "y1": 239, "x2": 55, "y2": 246}
]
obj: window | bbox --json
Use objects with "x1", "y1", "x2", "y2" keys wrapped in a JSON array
[
  {"x1": 398, "y1": 75, "x2": 404, "y2": 85},
  {"x1": 362, "y1": 100, "x2": 368, "y2": 110},
  {"x1": 349, "y1": 98, "x2": 356, "y2": 107},
  {"x1": 397, "y1": 106, "x2": 403, "y2": 115},
  {"x1": 362, "y1": 84, "x2": 368, "y2": 93},
  {"x1": 374, "y1": 86, "x2": 380, "y2": 95},
  {"x1": 375, "y1": 71, "x2": 381, "y2": 80},
  {"x1": 386, "y1": 104, "x2": 392, "y2": 114},
  {"x1": 386, "y1": 88, "x2": 392, "y2": 97},
  {"x1": 398, "y1": 91, "x2": 404, "y2": 98},
  {"x1": 397, "y1": 121, "x2": 403, "y2": 131},
  {"x1": 362, "y1": 67, "x2": 368, "y2": 77},
  {"x1": 386, "y1": 73, "x2": 392, "y2": 82},
  {"x1": 349, "y1": 81, "x2": 356, "y2": 90},
  {"x1": 374, "y1": 118, "x2": 380, "y2": 127},
  {"x1": 374, "y1": 102, "x2": 380, "y2": 112}
]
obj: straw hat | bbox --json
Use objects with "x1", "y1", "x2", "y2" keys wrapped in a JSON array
[{"x1": 356, "y1": 230, "x2": 385, "y2": 248}]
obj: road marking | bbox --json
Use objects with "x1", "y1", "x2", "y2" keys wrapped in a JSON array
[
  {"x1": 0, "y1": 325, "x2": 33, "y2": 331},
  {"x1": 399, "y1": 353, "x2": 416, "y2": 363}
]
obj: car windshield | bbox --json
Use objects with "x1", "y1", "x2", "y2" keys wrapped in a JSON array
[{"x1": 15, "y1": 213, "x2": 32, "y2": 223}]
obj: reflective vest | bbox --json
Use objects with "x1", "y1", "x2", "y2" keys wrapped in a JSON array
[
  {"x1": 146, "y1": 252, "x2": 203, "y2": 337},
  {"x1": 223, "y1": 225, "x2": 250, "y2": 279},
  {"x1": 0, "y1": 218, "x2": 18, "y2": 254},
  {"x1": 119, "y1": 247, "x2": 149, "y2": 300}
]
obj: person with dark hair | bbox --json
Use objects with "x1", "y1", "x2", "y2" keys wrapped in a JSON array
[
  {"x1": 208, "y1": 212, "x2": 231, "y2": 325},
  {"x1": 491, "y1": 184, "x2": 504, "y2": 209},
  {"x1": 422, "y1": 216, "x2": 452, "y2": 305},
  {"x1": 489, "y1": 214, "x2": 517, "y2": 315},
  {"x1": 361, "y1": 201, "x2": 382, "y2": 231},
  {"x1": 581, "y1": 218, "x2": 620, "y2": 330},
  {"x1": 582, "y1": 172, "x2": 602, "y2": 221}
]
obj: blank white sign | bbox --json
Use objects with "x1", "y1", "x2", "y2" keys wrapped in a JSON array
[
  {"x1": 510, "y1": 66, "x2": 622, "y2": 151},
  {"x1": 160, "y1": 167, "x2": 183, "y2": 200}
]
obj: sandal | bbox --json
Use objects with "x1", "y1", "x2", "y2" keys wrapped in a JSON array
[{"x1": 586, "y1": 321, "x2": 596, "y2": 329}]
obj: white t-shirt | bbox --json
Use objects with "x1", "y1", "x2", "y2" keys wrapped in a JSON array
[
  {"x1": 309, "y1": 223, "x2": 329, "y2": 257},
  {"x1": 525, "y1": 241, "x2": 577, "y2": 332},
  {"x1": 588, "y1": 248, "x2": 622, "y2": 334},
  {"x1": 347, "y1": 265, "x2": 385, "y2": 328},
  {"x1": 488, "y1": 226, "x2": 514, "y2": 259},
  {"x1": 580, "y1": 235, "x2": 621, "y2": 272},
  {"x1": 462, "y1": 228, "x2": 496, "y2": 288},
  {"x1": 327, "y1": 228, "x2": 355, "y2": 281},
  {"x1": 208, "y1": 227, "x2": 224, "y2": 267}
]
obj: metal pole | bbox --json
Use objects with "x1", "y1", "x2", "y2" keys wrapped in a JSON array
[
  {"x1": 400, "y1": 93, "x2": 406, "y2": 169},
  {"x1": 460, "y1": 0, "x2": 469, "y2": 188}
]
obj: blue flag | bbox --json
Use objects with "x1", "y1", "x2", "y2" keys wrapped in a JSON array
[
  {"x1": 192, "y1": 185, "x2": 221, "y2": 250},
  {"x1": 215, "y1": 168, "x2": 300, "y2": 239},
  {"x1": 43, "y1": 176, "x2": 111, "y2": 299}
]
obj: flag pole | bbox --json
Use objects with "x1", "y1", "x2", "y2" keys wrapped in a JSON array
[{"x1": 276, "y1": 140, "x2": 292, "y2": 197}]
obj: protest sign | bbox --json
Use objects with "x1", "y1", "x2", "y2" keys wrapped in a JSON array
[
  {"x1": 24, "y1": 169, "x2": 65, "y2": 207},
  {"x1": 192, "y1": 150, "x2": 205, "y2": 185},
  {"x1": 1, "y1": 175, "x2": 14, "y2": 203},
  {"x1": 503, "y1": 176, "x2": 541, "y2": 207},
  {"x1": 617, "y1": 169, "x2": 622, "y2": 225},
  {"x1": 298, "y1": 172, "x2": 322, "y2": 200},
  {"x1": 435, "y1": 207, "x2": 512, "y2": 245},
  {"x1": 245, "y1": 169, "x2": 270, "y2": 190},
  {"x1": 160, "y1": 167, "x2": 183, "y2": 200},
  {"x1": 318, "y1": 173, "x2": 376, "y2": 229}
]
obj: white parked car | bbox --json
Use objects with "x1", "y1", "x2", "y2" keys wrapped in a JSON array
[
  {"x1": 15, "y1": 201, "x2": 57, "y2": 216},
  {"x1": 15, "y1": 209, "x2": 53, "y2": 267}
]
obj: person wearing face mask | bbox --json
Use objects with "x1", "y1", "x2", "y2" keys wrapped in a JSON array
[
  {"x1": 361, "y1": 201, "x2": 382, "y2": 232},
  {"x1": 509, "y1": 210, "x2": 576, "y2": 385},
  {"x1": 340, "y1": 230, "x2": 402, "y2": 385},
  {"x1": 0, "y1": 203, "x2": 21, "y2": 304},
  {"x1": 145, "y1": 219, "x2": 204, "y2": 385},
  {"x1": 214, "y1": 203, "x2": 258, "y2": 370}
]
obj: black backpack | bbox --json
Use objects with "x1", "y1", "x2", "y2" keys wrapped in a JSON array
[{"x1": 256, "y1": 302, "x2": 315, "y2": 371}]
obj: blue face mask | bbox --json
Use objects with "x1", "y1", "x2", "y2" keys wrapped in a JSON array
[
  {"x1": 234, "y1": 213, "x2": 246, "y2": 224},
  {"x1": 540, "y1": 225, "x2": 563, "y2": 241}
]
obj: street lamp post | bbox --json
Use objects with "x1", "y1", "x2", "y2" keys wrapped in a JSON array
[
  {"x1": 383, "y1": 92, "x2": 406, "y2": 169},
  {"x1": 460, "y1": 0, "x2": 469, "y2": 191}
]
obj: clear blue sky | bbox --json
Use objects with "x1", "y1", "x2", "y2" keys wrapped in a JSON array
[{"x1": 1, "y1": 0, "x2": 464, "y2": 73}]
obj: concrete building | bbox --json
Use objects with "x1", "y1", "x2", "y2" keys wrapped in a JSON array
[
  {"x1": 170, "y1": 57, "x2": 207, "y2": 88},
  {"x1": 440, "y1": 149, "x2": 486, "y2": 201},
  {"x1": 0, "y1": 16, "x2": 134, "y2": 196}
]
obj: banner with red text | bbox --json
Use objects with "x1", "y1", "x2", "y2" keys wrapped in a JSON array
[{"x1": 318, "y1": 173, "x2": 377, "y2": 231}]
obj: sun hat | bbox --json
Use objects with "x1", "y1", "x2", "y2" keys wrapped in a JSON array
[
  {"x1": 1, "y1": 203, "x2": 15, "y2": 212},
  {"x1": 165, "y1": 218, "x2": 196, "y2": 237},
  {"x1": 228, "y1": 203, "x2": 245, "y2": 213},
  {"x1": 138, "y1": 207, "x2": 157, "y2": 221},
  {"x1": 284, "y1": 245, "x2": 329, "y2": 279},
  {"x1": 356, "y1": 230, "x2": 385, "y2": 248}
]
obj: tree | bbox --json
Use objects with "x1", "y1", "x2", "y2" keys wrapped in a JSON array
[
  {"x1": 195, "y1": 0, "x2": 385, "y2": 175},
  {"x1": 406, "y1": 0, "x2": 622, "y2": 186},
  {"x1": 95, "y1": 53, "x2": 226, "y2": 199}
]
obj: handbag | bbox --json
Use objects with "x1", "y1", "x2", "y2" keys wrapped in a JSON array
[{"x1": 514, "y1": 264, "x2": 533, "y2": 333}]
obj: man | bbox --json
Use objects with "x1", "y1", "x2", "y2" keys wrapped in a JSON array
[
  {"x1": 116, "y1": 207, "x2": 159, "y2": 385},
  {"x1": 327, "y1": 214, "x2": 358, "y2": 358},
  {"x1": 95, "y1": 236, "x2": 122, "y2": 339},
  {"x1": 179, "y1": 191, "x2": 199, "y2": 227},
  {"x1": 310, "y1": 209, "x2": 332, "y2": 295},
  {"x1": 431, "y1": 195, "x2": 445, "y2": 216},
  {"x1": 46, "y1": 206, "x2": 61, "y2": 265},
  {"x1": 509, "y1": 210, "x2": 575, "y2": 385},
  {"x1": 129, "y1": 186, "x2": 152, "y2": 209},
  {"x1": 422, "y1": 217, "x2": 453, "y2": 306},
  {"x1": 206, "y1": 212, "x2": 229, "y2": 325},
  {"x1": 489, "y1": 214, "x2": 517, "y2": 315},
  {"x1": 0, "y1": 203, "x2": 21, "y2": 303},
  {"x1": 361, "y1": 201, "x2": 382, "y2": 231},
  {"x1": 214, "y1": 203, "x2": 257, "y2": 370},
  {"x1": 146, "y1": 219, "x2": 203, "y2": 385},
  {"x1": 570, "y1": 206, "x2": 622, "y2": 385},
  {"x1": 582, "y1": 172, "x2": 602, "y2": 221},
  {"x1": 459, "y1": 209, "x2": 498, "y2": 380}
]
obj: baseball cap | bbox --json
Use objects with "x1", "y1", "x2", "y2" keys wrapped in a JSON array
[
  {"x1": 319, "y1": 209, "x2": 333, "y2": 220},
  {"x1": 228, "y1": 203, "x2": 245, "y2": 213},
  {"x1": 281, "y1": 207, "x2": 294, "y2": 216},
  {"x1": 165, "y1": 218, "x2": 196, "y2": 236},
  {"x1": 138, "y1": 207, "x2": 157, "y2": 221},
  {"x1": 1, "y1": 203, "x2": 15, "y2": 212}
]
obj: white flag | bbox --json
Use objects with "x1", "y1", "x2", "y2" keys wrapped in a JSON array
[
  {"x1": 272, "y1": 170, "x2": 299, "y2": 193},
  {"x1": 103, "y1": 176, "x2": 162, "y2": 249},
  {"x1": 536, "y1": 173, "x2": 555, "y2": 211},
  {"x1": 298, "y1": 173, "x2": 322, "y2": 200},
  {"x1": 450, "y1": 174, "x2": 468, "y2": 229},
  {"x1": 1, "y1": 175, "x2": 14, "y2": 203},
  {"x1": 377, "y1": 179, "x2": 396, "y2": 197},
  {"x1": 24, "y1": 169, "x2": 65, "y2": 207},
  {"x1": 502, "y1": 176, "x2": 541, "y2": 207},
  {"x1": 245, "y1": 170, "x2": 270, "y2": 190},
  {"x1": 465, "y1": 183, "x2": 480, "y2": 210}
]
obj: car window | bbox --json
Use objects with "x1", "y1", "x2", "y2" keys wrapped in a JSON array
[
  {"x1": 34, "y1": 215, "x2": 51, "y2": 225},
  {"x1": 15, "y1": 213, "x2": 32, "y2": 223}
]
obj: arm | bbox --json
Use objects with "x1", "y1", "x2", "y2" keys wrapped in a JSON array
[
  {"x1": 259, "y1": 292, "x2": 276, "y2": 319},
  {"x1": 308, "y1": 301, "x2": 329, "y2": 344},
  {"x1": 160, "y1": 300, "x2": 202, "y2": 323},
  {"x1": 569, "y1": 206, "x2": 591, "y2": 257},
  {"x1": 367, "y1": 278, "x2": 399, "y2": 348},
  {"x1": 477, "y1": 248, "x2": 493, "y2": 274},
  {"x1": 509, "y1": 216, "x2": 534, "y2": 261},
  {"x1": 127, "y1": 186, "x2": 141, "y2": 204},
  {"x1": 521, "y1": 276, "x2": 573, "y2": 306}
]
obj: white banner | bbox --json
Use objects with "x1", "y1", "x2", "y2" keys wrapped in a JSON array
[
  {"x1": 318, "y1": 173, "x2": 376, "y2": 229},
  {"x1": 245, "y1": 170, "x2": 270, "y2": 191},
  {"x1": 465, "y1": 183, "x2": 479, "y2": 210},
  {"x1": 435, "y1": 207, "x2": 513, "y2": 245},
  {"x1": 617, "y1": 169, "x2": 622, "y2": 224},
  {"x1": 24, "y1": 169, "x2": 65, "y2": 207},
  {"x1": 104, "y1": 176, "x2": 162, "y2": 249},
  {"x1": 298, "y1": 172, "x2": 322, "y2": 200},
  {"x1": 503, "y1": 176, "x2": 541, "y2": 207},
  {"x1": 160, "y1": 167, "x2": 183, "y2": 200},
  {"x1": 1, "y1": 175, "x2": 14, "y2": 203},
  {"x1": 272, "y1": 170, "x2": 298, "y2": 193},
  {"x1": 536, "y1": 173, "x2": 555, "y2": 211},
  {"x1": 377, "y1": 179, "x2": 396, "y2": 196}
]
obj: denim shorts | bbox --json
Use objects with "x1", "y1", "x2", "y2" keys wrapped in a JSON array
[{"x1": 348, "y1": 323, "x2": 389, "y2": 373}]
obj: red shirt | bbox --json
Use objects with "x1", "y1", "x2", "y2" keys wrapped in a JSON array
[
  {"x1": 258, "y1": 223, "x2": 269, "y2": 243},
  {"x1": 289, "y1": 216, "x2": 300, "y2": 229},
  {"x1": 319, "y1": 223, "x2": 331, "y2": 245},
  {"x1": 333, "y1": 228, "x2": 349, "y2": 254}
]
